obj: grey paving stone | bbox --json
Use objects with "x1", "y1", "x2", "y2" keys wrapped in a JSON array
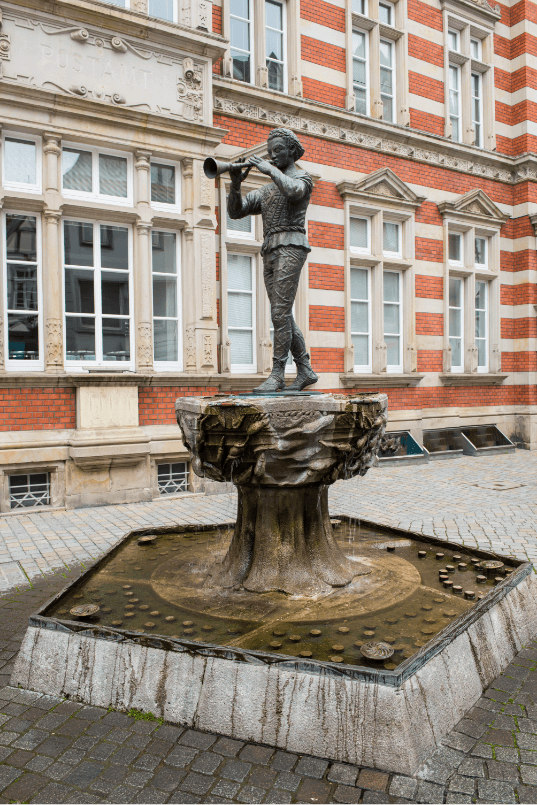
[
  {"x1": 36, "y1": 713, "x2": 70, "y2": 731},
  {"x1": 26, "y1": 754, "x2": 54, "y2": 772},
  {"x1": 110, "y1": 746, "x2": 141, "y2": 765},
  {"x1": 296, "y1": 777, "x2": 331, "y2": 803},
  {"x1": 445, "y1": 794, "x2": 473, "y2": 804},
  {"x1": 519, "y1": 719, "x2": 537, "y2": 734},
  {"x1": 448, "y1": 774, "x2": 475, "y2": 795},
  {"x1": 470, "y1": 743, "x2": 494, "y2": 758},
  {"x1": 73, "y1": 736, "x2": 100, "y2": 751},
  {"x1": 31, "y1": 781, "x2": 71, "y2": 803},
  {"x1": 89, "y1": 766, "x2": 128, "y2": 795},
  {"x1": 165, "y1": 746, "x2": 199, "y2": 768},
  {"x1": 134, "y1": 788, "x2": 168, "y2": 803},
  {"x1": 150, "y1": 767, "x2": 186, "y2": 793},
  {"x1": 155, "y1": 725, "x2": 184, "y2": 743},
  {"x1": 274, "y1": 771, "x2": 301, "y2": 791},
  {"x1": 132, "y1": 720, "x2": 158, "y2": 735},
  {"x1": 389, "y1": 776, "x2": 417, "y2": 799},
  {"x1": 133, "y1": 752, "x2": 161, "y2": 772},
  {"x1": 62, "y1": 761, "x2": 105, "y2": 788},
  {"x1": 211, "y1": 779, "x2": 240, "y2": 799},
  {"x1": 416, "y1": 758, "x2": 452, "y2": 784},
  {"x1": 75, "y1": 706, "x2": 108, "y2": 721},
  {"x1": 0, "y1": 730, "x2": 17, "y2": 747},
  {"x1": 238, "y1": 744, "x2": 274, "y2": 765},
  {"x1": 123, "y1": 770, "x2": 154, "y2": 788},
  {"x1": 333, "y1": 784, "x2": 362, "y2": 803},
  {"x1": 37, "y1": 735, "x2": 73, "y2": 758},
  {"x1": 361, "y1": 791, "x2": 390, "y2": 804},
  {"x1": 271, "y1": 750, "x2": 298, "y2": 772},
  {"x1": 59, "y1": 748, "x2": 87, "y2": 766},
  {"x1": 105, "y1": 728, "x2": 130, "y2": 745},
  {"x1": 105, "y1": 784, "x2": 139, "y2": 804},
  {"x1": 248, "y1": 767, "x2": 277, "y2": 789},
  {"x1": 88, "y1": 742, "x2": 116, "y2": 761},
  {"x1": 519, "y1": 784, "x2": 537, "y2": 803},
  {"x1": 45, "y1": 761, "x2": 73, "y2": 781},
  {"x1": 0, "y1": 765, "x2": 20, "y2": 789},
  {"x1": 212, "y1": 737, "x2": 244, "y2": 757},
  {"x1": 477, "y1": 779, "x2": 516, "y2": 803},
  {"x1": 190, "y1": 751, "x2": 222, "y2": 775},
  {"x1": 415, "y1": 780, "x2": 444, "y2": 803},
  {"x1": 327, "y1": 763, "x2": 359, "y2": 786},
  {"x1": 519, "y1": 733, "x2": 537, "y2": 750},
  {"x1": 178, "y1": 729, "x2": 216, "y2": 751},
  {"x1": 180, "y1": 771, "x2": 213, "y2": 795},
  {"x1": 522, "y1": 765, "x2": 537, "y2": 785},
  {"x1": 236, "y1": 783, "x2": 265, "y2": 803},
  {"x1": 168, "y1": 793, "x2": 201, "y2": 804},
  {"x1": 295, "y1": 756, "x2": 329, "y2": 778},
  {"x1": 101, "y1": 711, "x2": 134, "y2": 728},
  {"x1": 486, "y1": 759, "x2": 519, "y2": 783},
  {"x1": 266, "y1": 790, "x2": 293, "y2": 804},
  {"x1": 495, "y1": 747, "x2": 519, "y2": 762},
  {"x1": 2, "y1": 771, "x2": 48, "y2": 801},
  {"x1": 521, "y1": 750, "x2": 537, "y2": 765},
  {"x1": 456, "y1": 718, "x2": 488, "y2": 739},
  {"x1": 11, "y1": 727, "x2": 48, "y2": 749},
  {"x1": 444, "y1": 731, "x2": 477, "y2": 753}
]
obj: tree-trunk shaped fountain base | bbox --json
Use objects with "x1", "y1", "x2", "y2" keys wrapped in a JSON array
[{"x1": 176, "y1": 392, "x2": 387, "y2": 597}]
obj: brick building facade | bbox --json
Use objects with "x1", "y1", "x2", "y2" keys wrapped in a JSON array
[{"x1": 0, "y1": 0, "x2": 535, "y2": 508}]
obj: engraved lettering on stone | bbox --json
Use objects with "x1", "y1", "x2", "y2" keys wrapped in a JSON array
[{"x1": 201, "y1": 234, "x2": 213, "y2": 318}]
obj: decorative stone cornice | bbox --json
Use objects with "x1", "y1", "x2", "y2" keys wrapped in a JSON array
[
  {"x1": 439, "y1": 373, "x2": 508, "y2": 386},
  {"x1": 441, "y1": 0, "x2": 501, "y2": 27},
  {"x1": 339, "y1": 374, "x2": 424, "y2": 388},
  {"x1": 338, "y1": 167, "x2": 426, "y2": 210},
  {"x1": 438, "y1": 188, "x2": 510, "y2": 227}
]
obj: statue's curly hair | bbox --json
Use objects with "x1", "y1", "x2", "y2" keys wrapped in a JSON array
[{"x1": 267, "y1": 128, "x2": 305, "y2": 160}]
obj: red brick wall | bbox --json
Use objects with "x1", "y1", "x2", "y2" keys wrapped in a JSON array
[
  {"x1": 416, "y1": 275, "x2": 443, "y2": 298},
  {"x1": 409, "y1": 72, "x2": 444, "y2": 103},
  {"x1": 302, "y1": 76, "x2": 346, "y2": 108},
  {"x1": 415, "y1": 237, "x2": 443, "y2": 262},
  {"x1": 410, "y1": 109, "x2": 445, "y2": 136},
  {"x1": 310, "y1": 305, "x2": 345, "y2": 331},
  {"x1": 139, "y1": 387, "x2": 219, "y2": 426},
  {"x1": 300, "y1": 0, "x2": 345, "y2": 30},
  {"x1": 415, "y1": 312, "x2": 443, "y2": 335},
  {"x1": 408, "y1": 34, "x2": 444, "y2": 67},
  {"x1": 309, "y1": 263, "x2": 345, "y2": 290},
  {"x1": 308, "y1": 221, "x2": 344, "y2": 249},
  {"x1": 301, "y1": 36, "x2": 346, "y2": 71},
  {"x1": 311, "y1": 347, "x2": 345, "y2": 372},
  {"x1": 311, "y1": 181, "x2": 344, "y2": 209},
  {"x1": 407, "y1": 0, "x2": 443, "y2": 29},
  {"x1": 0, "y1": 388, "x2": 76, "y2": 432},
  {"x1": 417, "y1": 350, "x2": 443, "y2": 372}
]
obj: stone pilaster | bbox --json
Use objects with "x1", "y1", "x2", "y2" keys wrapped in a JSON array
[
  {"x1": 134, "y1": 150, "x2": 154, "y2": 373},
  {"x1": 43, "y1": 134, "x2": 64, "y2": 373}
]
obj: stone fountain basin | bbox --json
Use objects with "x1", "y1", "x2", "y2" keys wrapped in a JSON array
[{"x1": 11, "y1": 518, "x2": 537, "y2": 776}]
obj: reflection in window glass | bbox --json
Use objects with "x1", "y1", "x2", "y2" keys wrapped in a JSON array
[
  {"x1": 351, "y1": 267, "x2": 370, "y2": 369},
  {"x1": 228, "y1": 253, "x2": 254, "y2": 368},
  {"x1": 353, "y1": 30, "x2": 368, "y2": 115},
  {"x1": 266, "y1": 0, "x2": 285, "y2": 91},
  {"x1": 99, "y1": 154, "x2": 128, "y2": 197},
  {"x1": 101, "y1": 226, "x2": 129, "y2": 270},
  {"x1": 475, "y1": 280, "x2": 487, "y2": 370},
  {"x1": 383, "y1": 271, "x2": 401, "y2": 369},
  {"x1": 62, "y1": 148, "x2": 92, "y2": 193},
  {"x1": 152, "y1": 231, "x2": 180, "y2": 363},
  {"x1": 449, "y1": 277, "x2": 463, "y2": 370},
  {"x1": 5, "y1": 215, "x2": 40, "y2": 362},
  {"x1": 475, "y1": 237, "x2": 486, "y2": 266},
  {"x1": 227, "y1": 202, "x2": 253, "y2": 236},
  {"x1": 448, "y1": 233, "x2": 462, "y2": 263},
  {"x1": 151, "y1": 164, "x2": 176, "y2": 205},
  {"x1": 231, "y1": 0, "x2": 251, "y2": 82},
  {"x1": 4, "y1": 138, "x2": 36, "y2": 186},
  {"x1": 383, "y1": 221, "x2": 400, "y2": 254}
]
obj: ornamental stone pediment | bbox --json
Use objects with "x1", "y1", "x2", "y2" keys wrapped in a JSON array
[
  {"x1": 337, "y1": 167, "x2": 425, "y2": 210},
  {"x1": 438, "y1": 189, "x2": 509, "y2": 226},
  {"x1": 0, "y1": 6, "x2": 209, "y2": 123}
]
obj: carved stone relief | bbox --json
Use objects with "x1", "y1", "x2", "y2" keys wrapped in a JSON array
[
  {"x1": 1, "y1": 9, "x2": 205, "y2": 122},
  {"x1": 137, "y1": 324, "x2": 153, "y2": 369},
  {"x1": 46, "y1": 318, "x2": 63, "y2": 367},
  {"x1": 201, "y1": 234, "x2": 213, "y2": 319},
  {"x1": 186, "y1": 326, "x2": 196, "y2": 370}
]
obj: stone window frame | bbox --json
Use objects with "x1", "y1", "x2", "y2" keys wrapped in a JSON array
[
  {"x1": 61, "y1": 141, "x2": 134, "y2": 208},
  {"x1": 441, "y1": 0, "x2": 499, "y2": 151},
  {"x1": 151, "y1": 225, "x2": 184, "y2": 372},
  {"x1": 2, "y1": 208, "x2": 44, "y2": 373},
  {"x1": 2, "y1": 130, "x2": 43, "y2": 196},
  {"x1": 0, "y1": 462, "x2": 65, "y2": 514},
  {"x1": 62, "y1": 216, "x2": 136, "y2": 372},
  {"x1": 438, "y1": 190, "x2": 508, "y2": 380},
  {"x1": 338, "y1": 168, "x2": 424, "y2": 384},
  {"x1": 221, "y1": 0, "x2": 302, "y2": 97},
  {"x1": 344, "y1": 0, "x2": 409, "y2": 126}
]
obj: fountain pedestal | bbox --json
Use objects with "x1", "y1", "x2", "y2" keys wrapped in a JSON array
[{"x1": 175, "y1": 392, "x2": 387, "y2": 596}]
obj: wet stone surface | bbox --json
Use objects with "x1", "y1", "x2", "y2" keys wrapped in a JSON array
[{"x1": 1, "y1": 568, "x2": 537, "y2": 803}]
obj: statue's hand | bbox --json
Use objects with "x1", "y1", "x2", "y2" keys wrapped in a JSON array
[
  {"x1": 247, "y1": 155, "x2": 274, "y2": 176},
  {"x1": 229, "y1": 160, "x2": 251, "y2": 183}
]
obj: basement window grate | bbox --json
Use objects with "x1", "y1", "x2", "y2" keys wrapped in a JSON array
[
  {"x1": 9, "y1": 473, "x2": 51, "y2": 509},
  {"x1": 158, "y1": 462, "x2": 189, "y2": 495}
]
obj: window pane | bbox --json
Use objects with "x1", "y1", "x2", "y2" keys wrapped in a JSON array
[
  {"x1": 8, "y1": 313, "x2": 39, "y2": 360},
  {"x1": 380, "y1": 66, "x2": 392, "y2": 94},
  {"x1": 383, "y1": 222, "x2": 399, "y2": 253},
  {"x1": 352, "y1": 0, "x2": 366, "y2": 11},
  {"x1": 379, "y1": 2, "x2": 392, "y2": 23},
  {"x1": 105, "y1": 0, "x2": 126, "y2": 5},
  {"x1": 152, "y1": 231, "x2": 177, "y2": 273},
  {"x1": 6, "y1": 215, "x2": 37, "y2": 262},
  {"x1": 65, "y1": 316, "x2": 96, "y2": 361},
  {"x1": 149, "y1": 0, "x2": 174, "y2": 19},
  {"x1": 382, "y1": 96, "x2": 393, "y2": 121},
  {"x1": 383, "y1": 271, "x2": 399, "y2": 302},
  {"x1": 449, "y1": 65, "x2": 459, "y2": 90},
  {"x1": 153, "y1": 276, "x2": 177, "y2": 317},
  {"x1": 451, "y1": 117, "x2": 459, "y2": 141},
  {"x1": 448, "y1": 30, "x2": 458, "y2": 50},
  {"x1": 352, "y1": 334, "x2": 369, "y2": 365},
  {"x1": 99, "y1": 154, "x2": 128, "y2": 197},
  {"x1": 351, "y1": 267, "x2": 368, "y2": 299},
  {"x1": 350, "y1": 218, "x2": 368, "y2": 250},
  {"x1": 268, "y1": 60, "x2": 284, "y2": 91},
  {"x1": 476, "y1": 280, "x2": 486, "y2": 309},
  {"x1": 232, "y1": 51, "x2": 251, "y2": 82},
  {"x1": 384, "y1": 302, "x2": 399, "y2": 334},
  {"x1": 353, "y1": 31, "x2": 366, "y2": 58},
  {"x1": 5, "y1": 138, "x2": 36, "y2": 185},
  {"x1": 450, "y1": 337, "x2": 462, "y2": 367},
  {"x1": 449, "y1": 308, "x2": 461, "y2": 337},
  {"x1": 9, "y1": 473, "x2": 50, "y2": 509},
  {"x1": 227, "y1": 210, "x2": 252, "y2": 234},
  {"x1": 448, "y1": 233, "x2": 461, "y2": 262},
  {"x1": 64, "y1": 221, "x2": 94, "y2": 267},
  {"x1": 228, "y1": 291, "x2": 252, "y2": 327},
  {"x1": 102, "y1": 319, "x2": 130, "y2": 361},
  {"x1": 7, "y1": 264, "x2": 37, "y2": 311},
  {"x1": 385, "y1": 335, "x2": 399, "y2": 365},
  {"x1": 151, "y1": 164, "x2": 176, "y2": 205},
  {"x1": 101, "y1": 226, "x2": 129, "y2": 270},
  {"x1": 101, "y1": 271, "x2": 130, "y2": 315},
  {"x1": 229, "y1": 329, "x2": 253, "y2": 364},
  {"x1": 477, "y1": 338, "x2": 487, "y2": 366},
  {"x1": 266, "y1": 0, "x2": 282, "y2": 29},
  {"x1": 231, "y1": 0, "x2": 249, "y2": 16},
  {"x1": 62, "y1": 148, "x2": 92, "y2": 193},
  {"x1": 475, "y1": 238, "x2": 486, "y2": 265},
  {"x1": 475, "y1": 309, "x2": 486, "y2": 338},
  {"x1": 154, "y1": 319, "x2": 178, "y2": 362},
  {"x1": 355, "y1": 89, "x2": 367, "y2": 114},
  {"x1": 449, "y1": 91, "x2": 459, "y2": 117},
  {"x1": 449, "y1": 277, "x2": 461, "y2": 308},
  {"x1": 231, "y1": 17, "x2": 250, "y2": 50},
  {"x1": 228, "y1": 254, "x2": 252, "y2": 290},
  {"x1": 379, "y1": 40, "x2": 392, "y2": 67},
  {"x1": 65, "y1": 269, "x2": 94, "y2": 314},
  {"x1": 351, "y1": 301, "x2": 368, "y2": 332}
]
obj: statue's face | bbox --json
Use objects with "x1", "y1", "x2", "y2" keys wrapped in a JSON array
[{"x1": 268, "y1": 137, "x2": 294, "y2": 169}]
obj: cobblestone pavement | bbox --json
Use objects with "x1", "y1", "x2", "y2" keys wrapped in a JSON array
[
  {"x1": 1, "y1": 450, "x2": 537, "y2": 593},
  {"x1": 1, "y1": 450, "x2": 537, "y2": 803}
]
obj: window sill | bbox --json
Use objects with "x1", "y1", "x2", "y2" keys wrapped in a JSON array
[
  {"x1": 340, "y1": 373, "x2": 423, "y2": 388},
  {"x1": 439, "y1": 373, "x2": 508, "y2": 386}
]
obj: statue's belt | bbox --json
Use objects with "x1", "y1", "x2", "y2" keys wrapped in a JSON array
[{"x1": 263, "y1": 226, "x2": 306, "y2": 237}]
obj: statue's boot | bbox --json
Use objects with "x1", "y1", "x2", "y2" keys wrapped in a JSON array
[
  {"x1": 253, "y1": 358, "x2": 286, "y2": 392},
  {"x1": 287, "y1": 351, "x2": 318, "y2": 391}
]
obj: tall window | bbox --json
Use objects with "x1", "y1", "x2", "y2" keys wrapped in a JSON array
[
  {"x1": 383, "y1": 221, "x2": 400, "y2": 256},
  {"x1": 351, "y1": 267, "x2": 371, "y2": 371},
  {"x1": 378, "y1": 1, "x2": 394, "y2": 25},
  {"x1": 448, "y1": 29, "x2": 460, "y2": 51},
  {"x1": 475, "y1": 236, "x2": 487, "y2": 267},
  {"x1": 352, "y1": 31, "x2": 368, "y2": 116},
  {"x1": 227, "y1": 254, "x2": 255, "y2": 372},
  {"x1": 470, "y1": 37, "x2": 482, "y2": 59},
  {"x1": 449, "y1": 65, "x2": 461, "y2": 141},
  {"x1": 475, "y1": 280, "x2": 488, "y2": 371},
  {"x1": 3, "y1": 134, "x2": 41, "y2": 193},
  {"x1": 352, "y1": 0, "x2": 367, "y2": 12},
  {"x1": 63, "y1": 221, "x2": 132, "y2": 366},
  {"x1": 448, "y1": 232, "x2": 462, "y2": 264},
  {"x1": 152, "y1": 231, "x2": 181, "y2": 368},
  {"x1": 230, "y1": 0, "x2": 252, "y2": 82},
  {"x1": 151, "y1": 162, "x2": 179, "y2": 209},
  {"x1": 149, "y1": 0, "x2": 175, "y2": 20},
  {"x1": 380, "y1": 39, "x2": 394, "y2": 122},
  {"x1": 383, "y1": 270, "x2": 402, "y2": 371},
  {"x1": 4, "y1": 214, "x2": 41, "y2": 366},
  {"x1": 472, "y1": 73, "x2": 482, "y2": 148},
  {"x1": 266, "y1": 0, "x2": 285, "y2": 92},
  {"x1": 62, "y1": 147, "x2": 131, "y2": 204},
  {"x1": 449, "y1": 277, "x2": 463, "y2": 371},
  {"x1": 350, "y1": 216, "x2": 369, "y2": 253}
]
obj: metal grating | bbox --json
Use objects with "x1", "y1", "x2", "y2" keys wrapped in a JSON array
[
  {"x1": 9, "y1": 472, "x2": 50, "y2": 509},
  {"x1": 157, "y1": 462, "x2": 189, "y2": 495}
]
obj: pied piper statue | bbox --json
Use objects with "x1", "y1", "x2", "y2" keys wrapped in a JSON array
[{"x1": 226, "y1": 128, "x2": 318, "y2": 393}]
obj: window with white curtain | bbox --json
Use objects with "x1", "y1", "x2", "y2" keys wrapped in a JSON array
[
  {"x1": 383, "y1": 270, "x2": 402, "y2": 371},
  {"x1": 62, "y1": 145, "x2": 132, "y2": 205},
  {"x1": 350, "y1": 216, "x2": 370, "y2": 253},
  {"x1": 2, "y1": 133, "x2": 41, "y2": 193},
  {"x1": 475, "y1": 280, "x2": 488, "y2": 371},
  {"x1": 227, "y1": 205, "x2": 254, "y2": 239},
  {"x1": 449, "y1": 65, "x2": 461, "y2": 141},
  {"x1": 231, "y1": 0, "x2": 252, "y2": 82},
  {"x1": 472, "y1": 73, "x2": 482, "y2": 148},
  {"x1": 351, "y1": 267, "x2": 371, "y2": 371},
  {"x1": 152, "y1": 230, "x2": 182, "y2": 369},
  {"x1": 4, "y1": 213, "x2": 42, "y2": 368},
  {"x1": 63, "y1": 220, "x2": 132, "y2": 367},
  {"x1": 380, "y1": 39, "x2": 395, "y2": 122},
  {"x1": 227, "y1": 253, "x2": 256, "y2": 372},
  {"x1": 353, "y1": 30, "x2": 368, "y2": 116},
  {"x1": 266, "y1": 0, "x2": 286, "y2": 92},
  {"x1": 383, "y1": 221, "x2": 400, "y2": 256},
  {"x1": 149, "y1": 0, "x2": 176, "y2": 20},
  {"x1": 449, "y1": 277, "x2": 464, "y2": 372}
]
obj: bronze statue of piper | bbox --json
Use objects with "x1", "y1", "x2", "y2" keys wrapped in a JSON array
[{"x1": 205, "y1": 128, "x2": 318, "y2": 393}]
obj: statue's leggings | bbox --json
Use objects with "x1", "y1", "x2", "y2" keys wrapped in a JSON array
[{"x1": 263, "y1": 245, "x2": 309, "y2": 364}]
